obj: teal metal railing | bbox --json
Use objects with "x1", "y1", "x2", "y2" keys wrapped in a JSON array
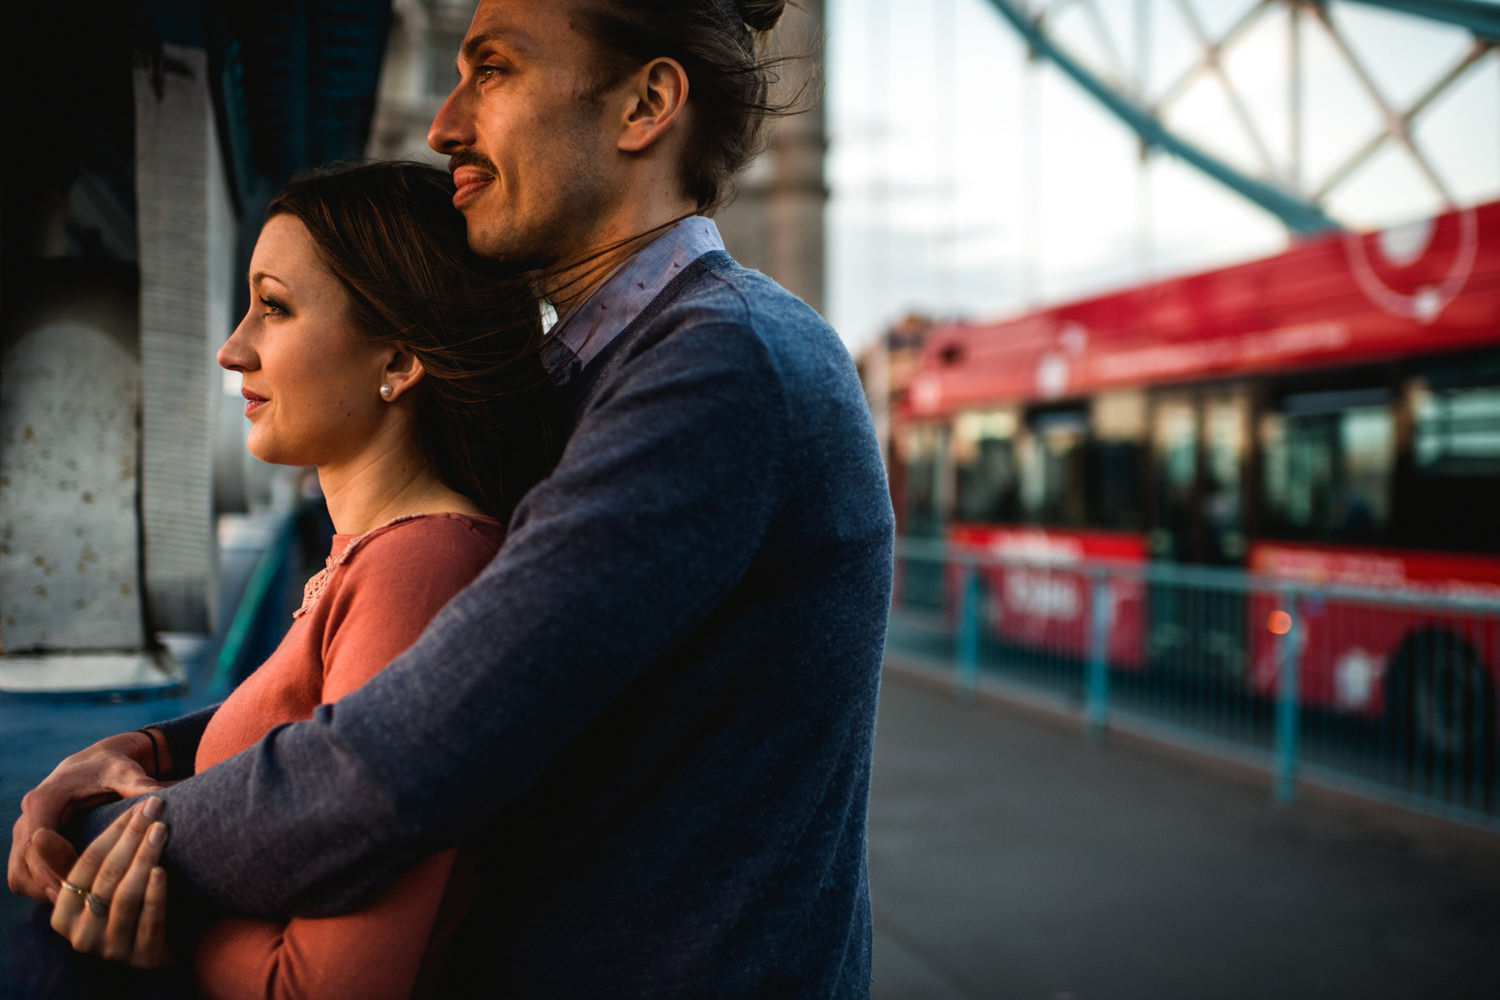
[
  {"x1": 888, "y1": 538, "x2": 1500, "y2": 830},
  {"x1": 209, "y1": 509, "x2": 303, "y2": 699}
]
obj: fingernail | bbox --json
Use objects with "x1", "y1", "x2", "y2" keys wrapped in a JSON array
[
  {"x1": 142, "y1": 797, "x2": 163, "y2": 820},
  {"x1": 148, "y1": 822, "x2": 167, "y2": 846}
]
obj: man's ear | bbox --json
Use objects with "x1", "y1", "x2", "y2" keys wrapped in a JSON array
[
  {"x1": 617, "y1": 57, "x2": 690, "y2": 153},
  {"x1": 382, "y1": 347, "x2": 426, "y2": 402}
]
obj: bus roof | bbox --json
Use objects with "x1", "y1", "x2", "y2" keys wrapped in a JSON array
[{"x1": 906, "y1": 200, "x2": 1500, "y2": 417}]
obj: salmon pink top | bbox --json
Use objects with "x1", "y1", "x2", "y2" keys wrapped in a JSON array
[{"x1": 191, "y1": 512, "x2": 505, "y2": 1000}]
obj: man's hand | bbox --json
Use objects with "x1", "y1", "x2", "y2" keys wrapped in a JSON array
[{"x1": 8, "y1": 730, "x2": 166, "y2": 902}]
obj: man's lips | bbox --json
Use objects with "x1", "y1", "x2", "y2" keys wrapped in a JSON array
[
  {"x1": 451, "y1": 166, "x2": 494, "y2": 207},
  {"x1": 242, "y1": 388, "x2": 268, "y2": 415}
]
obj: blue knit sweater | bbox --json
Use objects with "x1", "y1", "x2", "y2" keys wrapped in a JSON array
[{"x1": 100, "y1": 251, "x2": 893, "y2": 996}]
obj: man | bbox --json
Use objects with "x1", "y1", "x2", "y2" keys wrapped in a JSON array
[{"x1": 10, "y1": 1, "x2": 893, "y2": 993}]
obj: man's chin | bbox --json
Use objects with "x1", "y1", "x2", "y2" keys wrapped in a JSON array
[
  {"x1": 463, "y1": 223, "x2": 508, "y2": 262},
  {"x1": 466, "y1": 227, "x2": 550, "y2": 272}
]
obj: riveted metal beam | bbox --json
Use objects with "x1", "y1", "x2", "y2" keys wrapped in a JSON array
[
  {"x1": 979, "y1": 0, "x2": 1343, "y2": 234},
  {"x1": 1338, "y1": 0, "x2": 1500, "y2": 43}
]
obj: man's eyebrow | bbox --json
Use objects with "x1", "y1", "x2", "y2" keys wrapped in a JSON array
[{"x1": 459, "y1": 27, "x2": 530, "y2": 68}]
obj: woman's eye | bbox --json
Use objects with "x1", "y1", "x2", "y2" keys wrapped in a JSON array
[{"x1": 259, "y1": 296, "x2": 286, "y2": 317}]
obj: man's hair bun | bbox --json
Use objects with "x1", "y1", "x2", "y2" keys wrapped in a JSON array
[{"x1": 734, "y1": 0, "x2": 787, "y2": 32}]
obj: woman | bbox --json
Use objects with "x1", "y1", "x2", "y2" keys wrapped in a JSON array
[{"x1": 46, "y1": 161, "x2": 560, "y2": 997}]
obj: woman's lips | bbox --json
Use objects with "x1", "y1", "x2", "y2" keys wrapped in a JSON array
[
  {"x1": 451, "y1": 166, "x2": 494, "y2": 208},
  {"x1": 242, "y1": 389, "x2": 268, "y2": 416}
]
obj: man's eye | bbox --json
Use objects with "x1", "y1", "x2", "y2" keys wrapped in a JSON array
[{"x1": 476, "y1": 65, "x2": 504, "y2": 83}]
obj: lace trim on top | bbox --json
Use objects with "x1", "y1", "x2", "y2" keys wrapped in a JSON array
[{"x1": 292, "y1": 513, "x2": 442, "y2": 621}]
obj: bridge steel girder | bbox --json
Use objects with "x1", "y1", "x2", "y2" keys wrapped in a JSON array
[
  {"x1": 980, "y1": 0, "x2": 1343, "y2": 234},
  {"x1": 1339, "y1": 0, "x2": 1500, "y2": 43}
]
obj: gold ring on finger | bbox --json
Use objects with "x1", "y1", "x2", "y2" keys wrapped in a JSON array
[
  {"x1": 59, "y1": 878, "x2": 89, "y2": 899},
  {"x1": 85, "y1": 892, "x2": 110, "y2": 917}
]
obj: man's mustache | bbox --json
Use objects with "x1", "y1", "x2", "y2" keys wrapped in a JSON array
[{"x1": 448, "y1": 151, "x2": 498, "y2": 175}]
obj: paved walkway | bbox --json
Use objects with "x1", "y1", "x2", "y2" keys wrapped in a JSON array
[{"x1": 869, "y1": 668, "x2": 1500, "y2": 1000}]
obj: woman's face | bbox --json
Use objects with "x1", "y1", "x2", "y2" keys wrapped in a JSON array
[{"x1": 218, "y1": 214, "x2": 393, "y2": 468}]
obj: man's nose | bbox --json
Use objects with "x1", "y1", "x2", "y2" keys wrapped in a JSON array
[{"x1": 428, "y1": 86, "x2": 473, "y2": 155}]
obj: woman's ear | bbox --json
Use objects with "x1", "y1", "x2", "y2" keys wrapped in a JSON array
[
  {"x1": 381, "y1": 347, "x2": 426, "y2": 402},
  {"x1": 617, "y1": 57, "x2": 690, "y2": 154}
]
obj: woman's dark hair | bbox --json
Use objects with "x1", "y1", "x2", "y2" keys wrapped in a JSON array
[
  {"x1": 574, "y1": 0, "x2": 803, "y2": 213},
  {"x1": 267, "y1": 160, "x2": 559, "y2": 521}
]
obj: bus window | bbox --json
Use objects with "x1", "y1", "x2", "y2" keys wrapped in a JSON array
[
  {"x1": 1149, "y1": 395, "x2": 1197, "y2": 559},
  {"x1": 1020, "y1": 408, "x2": 1089, "y2": 527},
  {"x1": 1261, "y1": 388, "x2": 1394, "y2": 542},
  {"x1": 1413, "y1": 380, "x2": 1500, "y2": 472},
  {"x1": 1091, "y1": 391, "x2": 1145, "y2": 531},
  {"x1": 903, "y1": 423, "x2": 950, "y2": 538},
  {"x1": 1402, "y1": 371, "x2": 1500, "y2": 553},
  {"x1": 953, "y1": 410, "x2": 1020, "y2": 524},
  {"x1": 1203, "y1": 390, "x2": 1249, "y2": 563}
]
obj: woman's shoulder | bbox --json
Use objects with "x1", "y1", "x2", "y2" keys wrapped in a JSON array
[
  {"x1": 341, "y1": 512, "x2": 506, "y2": 569},
  {"x1": 299, "y1": 513, "x2": 505, "y2": 620}
]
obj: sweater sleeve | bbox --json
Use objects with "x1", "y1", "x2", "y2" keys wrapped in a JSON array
[
  {"x1": 150, "y1": 703, "x2": 222, "y2": 779},
  {"x1": 190, "y1": 517, "x2": 500, "y2": 997},
  {"x1": 141, "y1": 311, "x2": 788, "y2": 917}
]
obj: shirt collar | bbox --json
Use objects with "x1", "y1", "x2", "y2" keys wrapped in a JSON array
[{"x1": 544, "y1": 216, "x2": 725, "y2": 371}]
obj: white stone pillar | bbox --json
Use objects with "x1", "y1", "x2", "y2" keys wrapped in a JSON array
[
  {"x1": 135, "y1": 44, "x2": 233, "y2": 635},
  {"x1": 0, "y1": 270, "x2": 147, "y2": 660}
]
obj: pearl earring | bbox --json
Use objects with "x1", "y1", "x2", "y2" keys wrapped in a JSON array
[{"x1": 379, "y1": 384, "x2": 393, "y2": 399}]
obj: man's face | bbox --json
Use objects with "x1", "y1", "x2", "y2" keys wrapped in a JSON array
[{"x1": 428, "y1": 0, "x2": 623, "y2": 268}]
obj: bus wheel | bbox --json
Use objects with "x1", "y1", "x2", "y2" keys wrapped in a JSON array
[{"x1": 1388, "y1": 632, "x2": 1496, "y2": 769}]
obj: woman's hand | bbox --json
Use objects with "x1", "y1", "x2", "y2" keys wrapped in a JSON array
[
  {"x1": 9, "y1": 729, "x2": 167, "y2": 901},
  {"x1": 49, "y1": 797, "x2": 171, "y2": 968}
]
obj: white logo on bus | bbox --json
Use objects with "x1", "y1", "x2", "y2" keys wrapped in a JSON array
[
  {"x1": 1005, "y1": 569, "x2": 1080, "y2": 621},
  {"x1": 1036, "y1": 322, "x2": 1088, "y2": 400},
  {"x1": 1344, "y1": 209, "x2": 1478, "y2": 324}
]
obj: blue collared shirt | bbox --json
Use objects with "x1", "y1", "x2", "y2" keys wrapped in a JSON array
[{"x1": 544, "y1": 217, "x2": 726, "y2": 376}]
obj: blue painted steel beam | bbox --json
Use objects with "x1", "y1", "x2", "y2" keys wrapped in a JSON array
[
  {"x1": 1339, "y1": 0, "x2": 1500, "y2": 43},
  {"x1": 979, "y1": 0, "x2": 1345, "y2": 234}
]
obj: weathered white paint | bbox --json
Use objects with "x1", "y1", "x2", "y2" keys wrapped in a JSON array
[
  {"x1": 0, "y1": 650, "x2": 181, "y2": 695},
  {"x1": 0, "y1": 273, "x2": 146, "y2": 653}
]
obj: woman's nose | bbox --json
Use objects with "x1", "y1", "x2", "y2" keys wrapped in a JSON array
[{"x1": 216, "y1": 317, "x2": 256, "y2": 372}]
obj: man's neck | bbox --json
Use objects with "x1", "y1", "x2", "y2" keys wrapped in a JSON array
[
  {"x1": 536, "y1": 215, "x2": 726, "y2": 374},
  {"x1": 539, "y1": 205, "x2": 698, "y2": 318}
]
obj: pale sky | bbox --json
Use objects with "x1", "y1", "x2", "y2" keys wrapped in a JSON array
[{"x1": 823, "y1": 0, "x2": 1500, "y2": 353}]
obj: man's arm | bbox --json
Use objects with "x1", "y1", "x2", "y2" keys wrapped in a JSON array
[{"x1": 133, "y1": 317, "x2": 789, "y2": 916}]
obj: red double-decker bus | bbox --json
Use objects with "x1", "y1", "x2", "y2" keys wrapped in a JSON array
[{"x1": 893, "y1": 200, "x2": 1500, "y2": 757}]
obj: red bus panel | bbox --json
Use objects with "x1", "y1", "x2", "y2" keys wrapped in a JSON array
[
  {"x1": 907, "y1": 201, "x2": 1500, "y2": 417},
  {"x1": 951, "y1": 525, "x2": 1148, "y2": 668}
]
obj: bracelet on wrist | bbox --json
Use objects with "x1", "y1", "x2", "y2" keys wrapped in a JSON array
[{"x1": 136, "y1": 728, "x2": 161, "y2": 778}]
